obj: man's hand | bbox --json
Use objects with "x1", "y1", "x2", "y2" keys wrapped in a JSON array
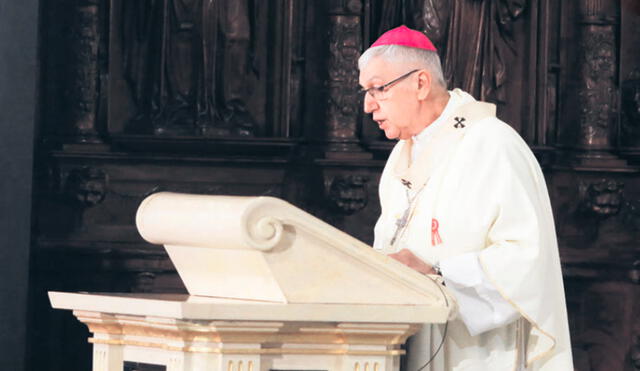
[{"x1": 388, "y1": 248, "x2": 437, "y2": 275}]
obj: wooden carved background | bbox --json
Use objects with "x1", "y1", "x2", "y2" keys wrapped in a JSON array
[{"x1": 30, "y1": 0, "x2": 640, "y2": 370}]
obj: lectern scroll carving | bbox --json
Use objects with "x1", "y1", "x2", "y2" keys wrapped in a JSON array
[{"x1": 136, "y1": 192, "x2": 453, "y2": 309}]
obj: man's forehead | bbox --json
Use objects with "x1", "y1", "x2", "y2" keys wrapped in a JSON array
[{"x1": 359, "y1": 57, "x2": 398, "y2": 85}]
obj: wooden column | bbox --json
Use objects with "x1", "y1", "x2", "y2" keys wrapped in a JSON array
[
  {"x1": 325, "y1": 0, "x2": 371, "y2": 159},
  {"x1": 67, "y1": 0, "x2": 104, "y2": 144},
  {"x1": 571, "y1": 0, "x2": 626, "y2": 167}
]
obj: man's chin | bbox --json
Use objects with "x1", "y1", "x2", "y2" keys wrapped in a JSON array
[{"x1": 383, "y1": 130, "x2": 400, "y2": 140}]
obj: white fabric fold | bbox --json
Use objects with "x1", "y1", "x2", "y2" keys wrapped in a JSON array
[
  {"x1": 410, "y1": 91, "x2": 456, "y2": 162},
  {"x1": 440, "y1": 252, "x2": 520, "y2": 336}
]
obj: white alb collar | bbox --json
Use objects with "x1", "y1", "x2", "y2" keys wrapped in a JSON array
[{"x1": 410, "y1": 91, "x2": 464, "y2": 162}]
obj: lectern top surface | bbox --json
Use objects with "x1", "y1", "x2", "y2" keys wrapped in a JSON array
[{"x1": 48, "y1": 291, "x2": 450, "y2": 324}]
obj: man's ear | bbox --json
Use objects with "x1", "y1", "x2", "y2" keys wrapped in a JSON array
[{"x1": 416, "y1": 70, "x2": 432, "y2": 100}]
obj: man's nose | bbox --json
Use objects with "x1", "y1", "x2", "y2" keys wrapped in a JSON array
[{"x1": 363, "y1": 93, "x2": 378, "y2": 114}]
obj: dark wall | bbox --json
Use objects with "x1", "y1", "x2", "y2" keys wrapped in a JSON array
[{"x1": 0, "y1": 0, "x2": 39, "y2": 370}]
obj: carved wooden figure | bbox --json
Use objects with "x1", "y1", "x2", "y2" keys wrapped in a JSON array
[
  {"x1": 121, "y1": 0, "x2": 257, "y2": 136},
  {"x1": 621, "y1": 70, "x2": 640, "y2": 149},
  {"x1": 375, "y1": 0, "x2": 526, "y2": 103}
]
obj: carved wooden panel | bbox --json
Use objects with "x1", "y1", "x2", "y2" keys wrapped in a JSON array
[
  {"x1": 364, "y1": 0, "x2": 533, "y2": 140},
  {"x1": 550, "y1": 169, "x2": 640, "y2": 371},
  {"x1": 89, "y1": 0, "x2": 308, "y2": 143},
  {"x1": 620, "y1": 0, "x2": 640, "y2": 165}
]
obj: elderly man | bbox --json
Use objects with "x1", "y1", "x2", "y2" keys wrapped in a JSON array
[{"x1": 359, "y1": 26, "x2": 573, "y2": 370}]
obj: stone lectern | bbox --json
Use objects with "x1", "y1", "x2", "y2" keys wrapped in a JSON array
[{"x1": 49, "y1": 192, "x2": 453, "y2": 371}]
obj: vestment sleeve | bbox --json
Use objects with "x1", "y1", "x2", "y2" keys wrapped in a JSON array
[
  {"x1": 440, "y1": 252, "x2": 520, "y2": 336},
  {"x1": 469, "y1": 125, "x2": 566, "y2": 365}
]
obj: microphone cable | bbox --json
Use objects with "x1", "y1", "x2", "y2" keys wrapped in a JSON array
[{"x1": 416, "y1": 272, "x2": 451, "y2": 371}]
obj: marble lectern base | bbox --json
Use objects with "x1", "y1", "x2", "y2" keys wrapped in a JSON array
[{"x1": 50, "y1": 292, "x2": 448, "y2": 371}]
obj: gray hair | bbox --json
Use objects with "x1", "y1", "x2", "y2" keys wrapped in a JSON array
[{"x1": 358, "y1": 44, "x2": 447, "y2": 88}]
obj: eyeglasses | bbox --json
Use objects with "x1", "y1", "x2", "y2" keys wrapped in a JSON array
[{"x1": 360, "y1": 69, "x2": 419, "y2": 101}]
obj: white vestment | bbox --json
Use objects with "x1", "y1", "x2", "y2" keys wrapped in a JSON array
[{"x1": 373, "y1": 89, "x2": 574, "y2": 370}]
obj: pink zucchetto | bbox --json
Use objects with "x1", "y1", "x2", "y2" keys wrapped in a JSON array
[{"x1": 370, "y1": 25, "x2": 437, "y2": 52}]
